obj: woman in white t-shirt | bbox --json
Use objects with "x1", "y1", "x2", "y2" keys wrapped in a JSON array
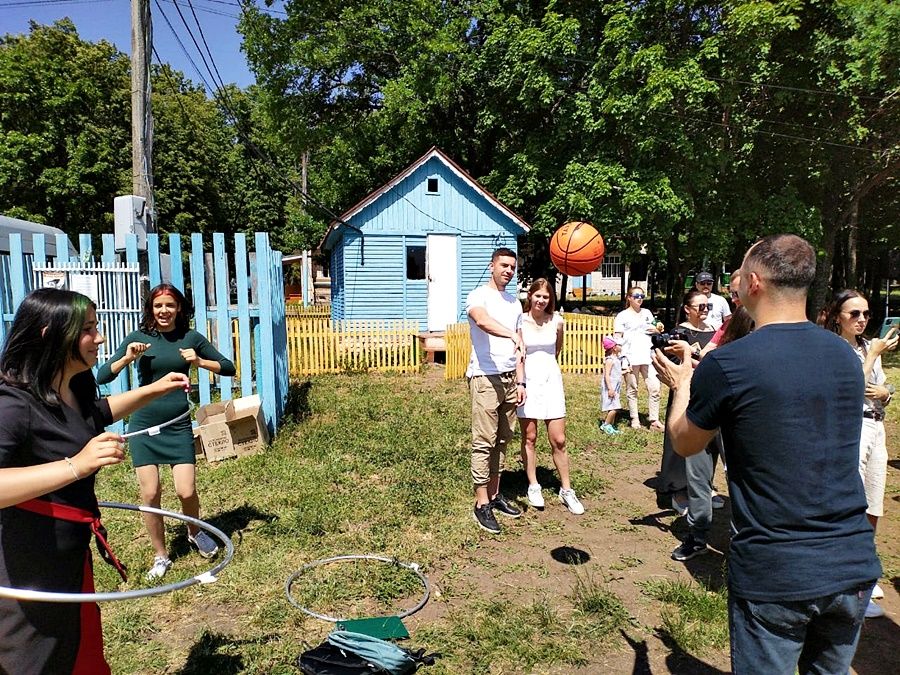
[{"x1": 613, "y1": 286, "x2": 663, "y2": 431}]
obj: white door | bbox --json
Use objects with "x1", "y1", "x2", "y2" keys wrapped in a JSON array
[{"x1": 426, "y1": 234, "x2": 458, "y2": 331}]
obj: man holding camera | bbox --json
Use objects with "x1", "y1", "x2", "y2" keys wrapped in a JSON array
[{"x1": 654, "y1": 234, "x2": 879, "y2": 674}]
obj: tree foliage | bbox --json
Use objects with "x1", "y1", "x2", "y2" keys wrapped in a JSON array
[
  {"x1": 0, "y1": 20, "x2": 301, "y2": 247},
  {"x1": 242, "y1": 0, "x2": 899, "y2": 309}
]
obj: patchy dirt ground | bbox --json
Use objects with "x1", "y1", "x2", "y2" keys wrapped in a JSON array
[{"x1": 406, "y1": 370, "x2": 900, "y2": 674}]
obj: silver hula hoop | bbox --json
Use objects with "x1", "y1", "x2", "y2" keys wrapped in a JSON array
[
  {"x1": 0, "y1": 502, "x2": 234, "y2": 603},
  {"x1": 285, "y1": 554, "x2": 430, "y2": 622},
  {"x1": 121, "y1": 398, "x2": 196, "y2": 439}
]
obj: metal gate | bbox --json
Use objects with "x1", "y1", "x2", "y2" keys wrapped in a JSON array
[{"x1": 32, "y1": 262, "x2": 142, "y2": 362}]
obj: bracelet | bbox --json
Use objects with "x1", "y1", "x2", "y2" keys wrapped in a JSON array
[
  {"x1": 517, "y1": 382, "x2": 526, "y2": 387},
  {"x1": 64, "y1": 457, "x2": 81, "y2": 481}
]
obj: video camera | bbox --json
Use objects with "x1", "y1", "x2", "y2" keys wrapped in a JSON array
[{"x1": 650, "y1": 328, "x2": 695, "y2": 363}]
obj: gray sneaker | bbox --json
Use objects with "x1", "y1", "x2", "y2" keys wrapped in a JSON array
[
  {"x1": 188, "y1": 531, "x2": 219, "y2": 558},
  {"x1": 473, "y1": 504, "x2": 501, "y2": 534}
]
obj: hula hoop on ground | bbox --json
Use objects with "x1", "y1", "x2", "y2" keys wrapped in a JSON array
[
  {"x1": 285, "y1": 554, "x2": 430, "y2": 622},
  {"x1": 121, "y1": 398, "x2": 196, "y2": 439},
  {"x1": 0, "y1": 502, "x2": 234, "y2": 603}
]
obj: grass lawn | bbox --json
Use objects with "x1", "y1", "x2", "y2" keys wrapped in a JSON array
[{"x1": 93, "y1": 359, "x2": 900, "y2": 674}]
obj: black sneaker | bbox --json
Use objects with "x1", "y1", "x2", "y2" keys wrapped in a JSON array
[
  {"x1": 490, "y1": 493, "x2": 522, "y2": 518},
  {"x1": 473, "y1": 504, "x2": 501, "y2": 534},
  {"x1": 671, "y1": 535, "x2": 708, "y2": 562}
]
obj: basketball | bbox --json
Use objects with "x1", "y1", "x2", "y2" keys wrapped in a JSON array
[{"x1": 549, "y1": 221, "x2": 605, "y2": 276}]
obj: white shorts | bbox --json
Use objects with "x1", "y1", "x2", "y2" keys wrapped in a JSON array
[{"x1": 859, "y1": 418, "x2": 887, "y2": 518}]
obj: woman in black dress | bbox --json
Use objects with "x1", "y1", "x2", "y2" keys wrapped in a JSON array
[{"x1": 0, "y1": 288, "x2": 189, "y2": 674}]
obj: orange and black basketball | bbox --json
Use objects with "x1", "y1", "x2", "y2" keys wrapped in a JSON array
[{"x1": 549, "y1": 221, "x2": 605, "y2": 276}]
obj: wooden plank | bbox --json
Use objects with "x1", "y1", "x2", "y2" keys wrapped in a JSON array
[
  {"x1": 8, "y1": 234, "x2": 26, "y2": 313},
  {"x1": 254, "y1": 232, "x2": 276, "y2": 431},
  {"x1": 271, "y1": 249, "x2": 289, "y2": 419},
  {"x1": 78, "y1": 234, "x2": 92, "y2": 261},
  {"x1": 148, "y1": 234, "x2": 161, "y2": 287},
  {"x1": 55, "y1": 233, "x2": 71, "y2": 264},
  {"x1": 234, "y1": 234, "x2": 253, "y2": 397},
  {"x1": 190, "y1": 233, "x2": 211, "y2": 405},
  {"x1": 169, "y1": 234, "x2": 184, "y2": 292},
  {"x1": 212, "y1": 233, "x2": 233, "y2": 400}
]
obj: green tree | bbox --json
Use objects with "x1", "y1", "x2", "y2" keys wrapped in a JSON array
[{"x1": 0, "y1": 20, "x2": 130, "y2": 234}]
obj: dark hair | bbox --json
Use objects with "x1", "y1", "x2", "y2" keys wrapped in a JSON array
[
  {"x1": 718, "y1": 307, "x2": 755, "y2": 346},
  {"x1": 139, "y1": 284, "x2": 192, "y2": 334},
  {"x1": 742, "y1": 234, "x2": 816, "y2": 291},
  {"x1": 0, "y1": 288, "x2": 98, "y2": 406},
  {"x1": 821, "y1": 289, "x2": 867, "y2": 345},
  {"x1": 523, "y1": 278, "x2": 556, "y2": 315},
  {"x1": 678, "y1": 289, "x2": 706, "y2": 324},
  {"x1": 491, "y1": 247, "x2": 517, "y2": 262}
]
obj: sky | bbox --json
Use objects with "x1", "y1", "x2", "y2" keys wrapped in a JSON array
[{"x1": 0, "y1": 0, "x2": 287, "y2": 89}]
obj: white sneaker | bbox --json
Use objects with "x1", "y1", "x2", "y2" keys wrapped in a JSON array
[
  {"x1": 871, "y1": 583, "x2": 884, "y2": 600},
  {"x1": 865, "y1": 600, "x2": 885, "y2": 619},
  {"x1": 146, "y1": 556, "x2": 172, "y2": 581},
  {"x1": 559, "y1": 488, "x2": 585, "y2": 515},
  {"x1": 526, "y1": 483, "x2": 545, "y2": 508}
]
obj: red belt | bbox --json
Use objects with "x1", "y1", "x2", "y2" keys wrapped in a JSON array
[{"x1": 15, "y1": 499, "x2": 128, "y2": 582}]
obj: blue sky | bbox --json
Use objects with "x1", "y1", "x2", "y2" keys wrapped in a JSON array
[{"x1": 0, "y1": 0, "x2": 287, "y2": 89}]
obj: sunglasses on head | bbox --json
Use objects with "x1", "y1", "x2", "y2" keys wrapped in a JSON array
[
  {"x1": 631, "y1": 293, "x2": 644, "y2": 299},
  {"x1": 846, "y1": 309, "x2": 870, "y2": 320},
  {"x1": 690, "y1": 303, "x2": 712, "y2": 311}
]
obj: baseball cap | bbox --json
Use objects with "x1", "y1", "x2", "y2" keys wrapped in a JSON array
[
  {"x1": 696, "y1": 272, "x2": 714, "y2": 284},
  {"x1": 602, "y1": 336, "x2": 624, "y2": 350}
]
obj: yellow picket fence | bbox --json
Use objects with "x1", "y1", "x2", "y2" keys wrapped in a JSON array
[
  {"x1": 285, "y1": 316, "x2": 421, "y2": 376},
  {"x1": 445, "y1": 312, "x2": 616, "y2": 379}
]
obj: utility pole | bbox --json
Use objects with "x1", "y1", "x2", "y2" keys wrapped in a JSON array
[{"x1": 131, "y1": 0, "x2": 155, "y2": 232}]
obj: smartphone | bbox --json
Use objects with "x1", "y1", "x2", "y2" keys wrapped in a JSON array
[{"x1": 880, "y1": 316, "x2": 900, "y2": 338}]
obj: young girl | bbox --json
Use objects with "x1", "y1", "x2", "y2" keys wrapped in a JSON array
[
  {"x1": 600, "y1": 336, "x2": 626, "y2": 435},
  {"x1": 516, "y1": 279, "x2": 584, "y2": 515},
  {"x1": 0, "y1": 288, "x2": 189, "y2": 673},
  {"x1": 97, "y1": 284, "x2": 235, "y2": 580}
]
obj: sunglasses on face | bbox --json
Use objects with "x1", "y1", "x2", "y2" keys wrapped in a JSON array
[
  {"x1": 845, "y1": 309, "x2": 871, "y2": 320},
  {"x1": 730, "y1": 291, "x2": 740, "y2": 300},
  {"x1": 689, "y1": 303, "x2": 711, "y2": 311},
  {"x1": 698, "y1": 280, "x2": 713, "y2": 286},
  {"x1": 631, "y1": 294, "x2": 645, "y2": 299}
]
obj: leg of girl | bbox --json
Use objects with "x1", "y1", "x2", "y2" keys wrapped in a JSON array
[
  {"x1": 549, "y1": 418, "x2": 584, "y2": 514},
  {"x1": 173, "y1": 463, "x2": 218, "y2": 558},
  {"x1": 519, "y1": 418, "x2": 543, "y2": 508},
  {"x1": 136, "y1": 464, "x2": 172, "y2": 579}
]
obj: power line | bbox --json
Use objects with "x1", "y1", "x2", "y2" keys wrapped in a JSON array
[
  {"x1": 0, "y1": 0, "x2": 112, "y2": 7},
  {"x1": 651, "y1": 110, "x2": 882, "y2": 154}
]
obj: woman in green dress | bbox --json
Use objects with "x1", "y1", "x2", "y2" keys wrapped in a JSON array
[{"x1": 97, "y1": 284, "x2": 236, "y2": 580}]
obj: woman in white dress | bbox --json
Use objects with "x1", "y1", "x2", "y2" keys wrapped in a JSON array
[
  {"x1": 517, "y1": 279, "x2": 584, "y2": 515},
  {"x1": 613, "y1": 286, "x2": 663, "y2": 431}
]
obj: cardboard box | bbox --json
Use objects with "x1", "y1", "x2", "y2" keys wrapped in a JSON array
[{"x1": 193, "y1": 395, "x2": 270, "y2": 462}]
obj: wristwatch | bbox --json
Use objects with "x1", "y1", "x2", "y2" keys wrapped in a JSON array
[{"x1": 517, "y1": 382, "x2": 526, "y2": 387}]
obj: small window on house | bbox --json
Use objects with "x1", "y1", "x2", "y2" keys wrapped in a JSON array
[
  {"x1": 406, "y1": 245, "x2": 426, "y2": 280},
  {"x1": 600, "y1": 254, "x2": 621, "y2": 279},
  {"x1": 426, "y1": 177, "x2": 439, "y2": 194}
]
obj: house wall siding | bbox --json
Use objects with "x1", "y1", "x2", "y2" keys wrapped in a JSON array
[
  {"x1": 330, "y1": 242, "x2": 345, "y2": 320},
  {"x1": 331, "y1": 154, "x2": 526, "y2": 328}
]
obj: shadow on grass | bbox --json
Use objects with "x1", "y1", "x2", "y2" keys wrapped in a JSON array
[
  {"x1": 655, "y1": 628, "x2": 729, "y2": 674},
  {"x1": 170, "y1": 504, "x2": 277, "y2": 561},
  {"x1": 854, "y1": 612, "x2": 900, "y2": 675},
  {"x1": 502, "y1": 466, "x2": 563, "y2": 504},
  {"x1": 285, "y1": 380, "x2": 314, "y2": 421},
  {"x1": 176, "y1": 631, "x2": 247, "y2": 674}
]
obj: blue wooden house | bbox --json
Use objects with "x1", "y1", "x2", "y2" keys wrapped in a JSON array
[{"x1": 320, "y1": 147, "x2": 531, "y2": 331}]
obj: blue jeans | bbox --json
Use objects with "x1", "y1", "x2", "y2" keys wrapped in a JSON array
[{"x1": 729, "y1": 583, "x2": 873, "y2": 675}]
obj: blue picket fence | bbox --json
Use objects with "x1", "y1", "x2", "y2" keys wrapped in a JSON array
[{"x1": 0, "y1": 232, "x2": 288, "y2": 434}]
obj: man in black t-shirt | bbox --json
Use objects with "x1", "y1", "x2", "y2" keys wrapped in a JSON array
[{"x1": 653, "y1": 234, "x2": 880, "y2": 675}]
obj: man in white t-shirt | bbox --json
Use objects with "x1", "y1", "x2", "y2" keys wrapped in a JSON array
[
  {"x1": 695, "y1": 271, "x2": 731, "y2": 330},
  {"x1": 465, "y1": 247, "x2": 526, "y2": 534}
]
